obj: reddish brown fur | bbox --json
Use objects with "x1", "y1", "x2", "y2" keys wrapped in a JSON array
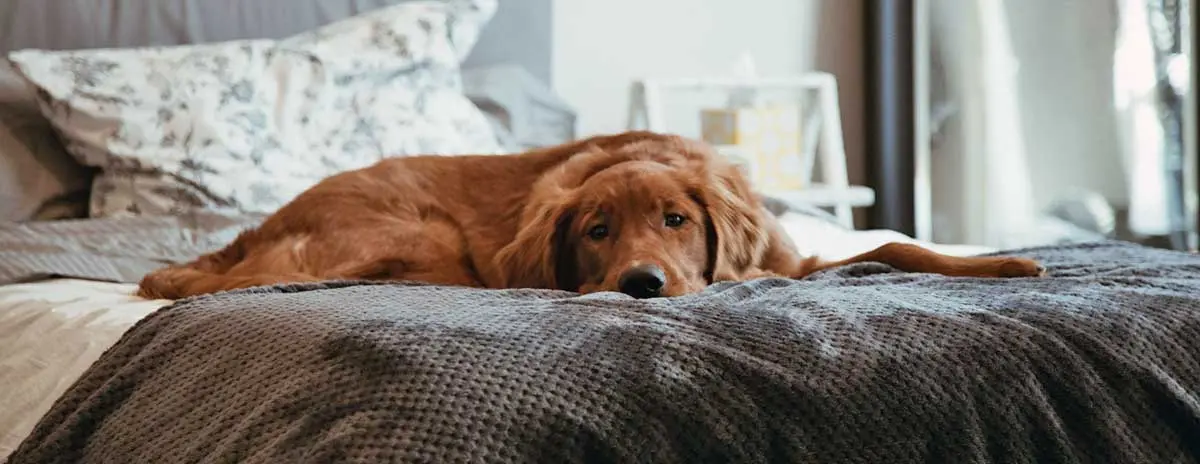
[{"x1": 137, "y1": 131, "x2": 1044, "y2": 300}]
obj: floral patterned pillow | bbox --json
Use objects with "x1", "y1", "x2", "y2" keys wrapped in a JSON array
[{"x1": 8, "y1": 0, "x2": 505, "y2": 218}]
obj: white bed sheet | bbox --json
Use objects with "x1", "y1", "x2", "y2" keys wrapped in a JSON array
[
  {"x1": 0, "y1": 215, "x2": 995, "y2": 459},
  {"x1": 775, "y1": 212, "x2": 998, "y2": 261},
  {"x1": 0, "y1": 279, "x2": 171, "y2": 459}
]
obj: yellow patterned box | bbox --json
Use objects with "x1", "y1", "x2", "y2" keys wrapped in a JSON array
[{"x1": 699, "y1": 105, "x2": 805, "y2": 192}]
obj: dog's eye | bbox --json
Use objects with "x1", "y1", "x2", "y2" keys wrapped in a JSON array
[
  {"x1": 586, "y1": 224, "x2": 609, "y2": 240},
  {"x1": 664, "y1": 213, "x2": 686, "y2": 228}
]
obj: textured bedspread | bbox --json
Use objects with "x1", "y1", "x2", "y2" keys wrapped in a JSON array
[{"x1": 8, "y1": 241, "x2": 1200, "y2": 463}]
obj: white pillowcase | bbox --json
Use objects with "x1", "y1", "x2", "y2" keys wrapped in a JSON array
[{"x1": 9, "y1": 0, "x2": 504, "y2": 218}]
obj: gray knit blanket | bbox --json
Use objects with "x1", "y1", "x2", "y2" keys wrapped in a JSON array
[{"x1": 8, "y1": 241, "x2": 1200, "y2": 463}]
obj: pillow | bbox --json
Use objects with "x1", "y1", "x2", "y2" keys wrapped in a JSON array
[
  {"x1": 760, "y1": 194, "x2": 847, "y2": 228},
  {"x1": 9, "y1": 0, "x2": 504, "y2": 218},
  {"x1": 0, "y1": 61, "x2": 92, "y2": 222},
  {"x1": 460, "y1": 64, "x2": 577, "y2": 151},
  {"x1": 0, "y1": 111, "x2": 92, "y2": 222}
]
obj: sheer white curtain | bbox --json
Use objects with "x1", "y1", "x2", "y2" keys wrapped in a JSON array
[
  {"x1": 1113, "y1": 0, "x2": 1173, "y2": 237},
  {"x1": 928, "y1": 0, "x2": 1038, "y2": 248},
  {"x1": 926, "y1": 0, "x2": 1171, "y2": 249}
]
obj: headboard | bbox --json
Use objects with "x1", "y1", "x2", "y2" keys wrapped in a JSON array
[{"x1": 0, "y1": 0, "x2": 553, "y2": 84}]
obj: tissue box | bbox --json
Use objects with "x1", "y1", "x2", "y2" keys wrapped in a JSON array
[{"x1": 699, "y1": 104, "x2": 805, "y2": 192}]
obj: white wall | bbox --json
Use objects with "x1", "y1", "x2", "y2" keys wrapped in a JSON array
[{"x1": 552, "y1": 0, "x2": 820, "y2": 139}]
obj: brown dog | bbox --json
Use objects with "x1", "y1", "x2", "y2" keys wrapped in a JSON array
[{"x1": 136, "y1": 131, "x2": 1044, "y2": 300}]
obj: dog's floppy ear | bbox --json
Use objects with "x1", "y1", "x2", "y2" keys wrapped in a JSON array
[
  {"x1": 691, "y1": 159, "x2": 770, "y2": 282},
  {"x1": 494, "y1": 196, "x2": 577, "y2": 290},
  {"x1": 494, "y1": 147, "x2": 618, "y2": 290}
]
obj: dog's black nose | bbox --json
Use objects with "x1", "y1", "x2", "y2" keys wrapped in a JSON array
[{"x1": 618, "y1": 265, "x2": 667, "y2": 299}]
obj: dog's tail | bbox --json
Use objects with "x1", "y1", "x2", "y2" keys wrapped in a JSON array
[{"x1": 135, "y1": 230, "x2": 321, "y2": 300}]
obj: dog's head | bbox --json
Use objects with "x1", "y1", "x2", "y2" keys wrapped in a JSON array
[{"x1": 494, "y1": 132, "x2": 769, "y2": 298}]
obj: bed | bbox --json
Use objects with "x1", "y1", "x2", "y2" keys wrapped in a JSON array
[{"x1": 3, "y1": 1, "x2": 1200, "y2": 463}]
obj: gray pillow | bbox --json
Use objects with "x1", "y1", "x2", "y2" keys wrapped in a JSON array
[
  {"x1": 760, "y1": 194, "x2": 847, "y2": 229},
  {"x1": 461, "y1": 64, "x2": 577, "y2": 150},
  {"x1": 0, "y1": 60, "x2": 92, "y2": 222}
]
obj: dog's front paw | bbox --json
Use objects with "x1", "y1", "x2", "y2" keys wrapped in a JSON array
[{"x1": 997, "y1": 258, "x2": 1046, "y2": 278}]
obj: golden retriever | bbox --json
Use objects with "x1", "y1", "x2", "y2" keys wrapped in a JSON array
[{"x1": 136, "y1": 131, "x2": 1044, "y2": 300}]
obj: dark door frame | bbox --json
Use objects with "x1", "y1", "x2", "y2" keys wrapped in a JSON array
[
  {"x1": 1192, "y1": 0, "x2": 1200, "y2": 250},
  {"x1": 864, "y1": 0, "x2": 917, "y2": 236}
]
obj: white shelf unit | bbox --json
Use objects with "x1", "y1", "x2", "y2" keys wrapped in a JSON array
[{"x1": 626, "y1": 72, "x2": 874, "y2": 229}]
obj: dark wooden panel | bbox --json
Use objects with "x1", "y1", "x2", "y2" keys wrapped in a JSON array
[{"x1": 864, "y1": 0, "x2": 916, "y2": 235}]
